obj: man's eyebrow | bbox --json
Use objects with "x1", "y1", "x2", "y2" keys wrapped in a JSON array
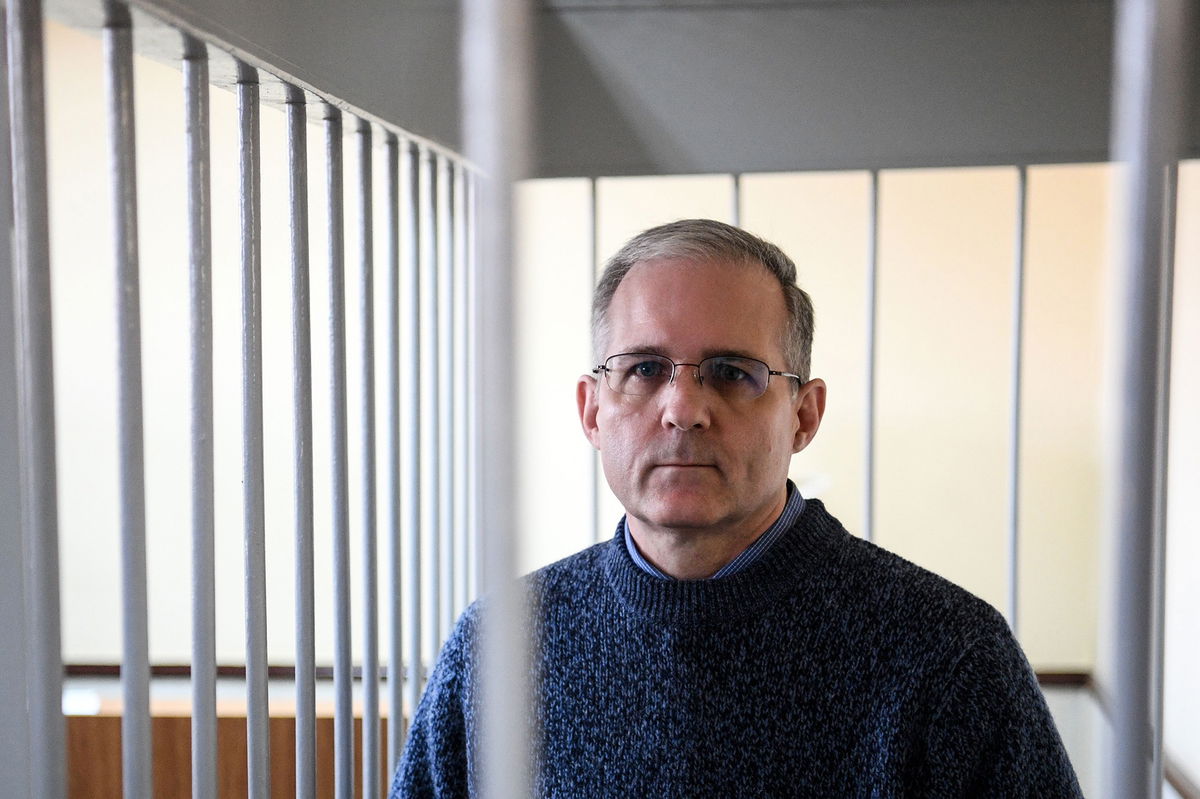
[
  {"x1": 618, "y1": 345, "x2": 672, "y2": 357},
  {"x1": 616, "y1": 346, "x2": 769, "y2": 362}
]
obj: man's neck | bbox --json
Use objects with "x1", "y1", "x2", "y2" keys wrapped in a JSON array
[{"x1": 625, "y1": 493, "x2": 788, "y2": 580}]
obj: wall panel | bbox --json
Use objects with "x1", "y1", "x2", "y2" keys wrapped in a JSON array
[{"x1": 875, "y1": 167, "x2": 1017, "y2": 614}]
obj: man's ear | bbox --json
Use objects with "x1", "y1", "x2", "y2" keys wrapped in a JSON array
[
  {"x1": 578, "y1": 374, "x2": 602, "y2": 450},
  {"x1": 792, "y1": 378, "x2": 827, "y2": 454}
]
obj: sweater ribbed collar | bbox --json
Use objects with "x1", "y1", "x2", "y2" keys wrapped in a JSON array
[{"x1": 601, "y1": 498, "x2": 845, "y2": 627}]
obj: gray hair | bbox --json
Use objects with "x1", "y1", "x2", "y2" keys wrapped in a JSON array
[{"x1": 592, "y1": 218, "x2": 815, "y2": 382}]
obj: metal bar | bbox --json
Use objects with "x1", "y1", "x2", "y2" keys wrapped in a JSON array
[
  {"x1": 461, "y1": 0, "x2": 535, "y2": 795},
  {"x1": 731, "y1": 173, "x2": 741, "y2": 227},
  {"x1": 587, "y1": 176, "x2": 601, "y2": 544},
  {"x1": 357, "y1": 117, "x2": 382, "y2": 799},
  {"x1": 418, "y1": 147, "x2": 441, "y2": 655},
  {"x1": 437, "y1": 154, "x2": 455, "y2": 637},
  {"x1": 286, "y1": 84, "x2": 317, "y2": 799},
  {"x1": 104, "y1": 8, "x2": 152, "y2": 797},
  {"x1": 183, "y1": 33, "x2": 217, "y2": 799},
  {"x1": 383, "y1": 131, "x2": 404, "y2": 770},
  {"x1": 1146, "y1": 159, "x2": 1179, "y2": 798},
  {"x1": 466, "y1": 170, "x2": 482, "y2": 599},
  {"x1": 1150, "y1": 161, "x2": 1178, "y2": 795},
  {"x1": 1107, "y1": 0, "x2": 1189, "y2": 795},
  {"x1": 401, "y1": 138, "x2": 424, "y2": 723},
  {"x1": 452, "y1": 161, "x2": 470, "y2": 616},
  {"x1": 237, "y1": 61, "x2": 271, "y2": 799},
  {"x1": 325, "y1": 103, "x2": 355, "y2": 799},
  {"x1": 0, "y1": 8, "x2": 36, "y2": 797},
  {"x1": 6, "y1": 0, "x2": 64, "y2": 793},
  {"x1": 863, "y1": 169, "x2": 879, "y2": 544},
  {"x1": 1006, "y1": 165, "x2": 1028, "y2": 635},
  {"x1": 588, "y1": 177, "x2": 601, "y2": 545}
]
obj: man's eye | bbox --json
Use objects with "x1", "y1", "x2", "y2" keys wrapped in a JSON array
[
  {"x1": 710, "y1": 363, "x2": 750, "y2": 383},
  {"x1": 631, "y1": 361, "x2": 667, "y2": 379}
]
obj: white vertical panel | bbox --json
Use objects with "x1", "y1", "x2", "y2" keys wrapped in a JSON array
[
  {"x1": 875, "y1": 167, "x2": 1017, "y2": 613},
  {"x1": 1019, "y1": 163, "x2": 1110, "y2": 670},
  {"x1": 513, "y1": 178, "x2": 595, "y2": 572},
  {"x1": 1164, "y1": 159, "x2": 1200, "y2": 791}
]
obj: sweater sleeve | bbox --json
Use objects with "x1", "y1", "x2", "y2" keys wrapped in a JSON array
[
  {"x1": 918, "y1": 616, "x2": 1083, "y2": 798},
  {"x1": 390, "y1": 611, "x2": 478, "y2": 799}
]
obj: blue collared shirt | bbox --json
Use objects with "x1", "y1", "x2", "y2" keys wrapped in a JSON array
[{"x1": 622, "y1": 481, "x2": 806, "y2": 580}]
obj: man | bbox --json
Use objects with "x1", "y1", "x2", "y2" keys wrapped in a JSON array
[{"x1": 392, "y1": 219, "x2": 1082, "y2": 797}]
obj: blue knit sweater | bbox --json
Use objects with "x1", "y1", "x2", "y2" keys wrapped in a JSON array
[{"x1": 392, "y1": 499, "x2": 1082, "y2": 798}]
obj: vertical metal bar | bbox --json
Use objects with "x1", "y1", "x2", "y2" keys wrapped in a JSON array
[
  {"x1": 237, "y1": 61, "x2": 271, "y2": 799},
  {"x1": 401, "y1": 138, "x2": 424, "y2": 724},
  {"x1": 325, "y1": 103, "x2": 355, "y2": 799},
  {"x1": 731, "y1": 172, "x2": 742, "y2": 227},
  {"x1": 383, "y1": 132, "x2": 404, "y2": 769},
  {"x1": 466, "y1": 171, "x2": 481, "y2": 600},
  {"x1": 1006, "y1": 165, "x2": 1028, "y2": 635},
  {"x1": 6, "y1": 0, "x2": 64, "y2": 794},
  {"x1": 462, "y1": 0, "x2": 535, "y2": 796},
  {"x1": 1147, "y1": 161, "x2": 1176, "y2": 796},
  {"x1": 588, "y1": 177, "x2": 601, "y2": 545},
  {"x1": 452, "y1": 161, "x2": 470, "y2": 616},
  {"x1": 863, "y1": 169, "x2": 879, "y2": 544},
  {"x1": 1107, "y1": 0, "x2": 1189, "y2": 795},
  {"x1": 104, "y1": 8, "x2": 152, "y2": 797},
  {"x1": 357, "y1": 117, "x2": 381, "y2": 799},
  {"x1": 183, "y1": 34, "x2": 217, "y2": 799},
  {"x1": 1150, "y1": 160, "x2": 1178, "y2": 798},
  {"x1": 418, "y1": 147, "x2": 441, "y2": 656},
  {"x1": 436, "y1": 155, "x2": 455, "y2": 637},
  {"x1": 286, "y1": 85, "x2": 317, "y2": 799},
  {"x1": 0, "y1": 8, "x2": 36, "y2": 798}
]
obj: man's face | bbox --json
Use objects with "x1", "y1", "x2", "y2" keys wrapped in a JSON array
[{"x1": 578, "y1": 257, "x2": 825, "y2": 540}]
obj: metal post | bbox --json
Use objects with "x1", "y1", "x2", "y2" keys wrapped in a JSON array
[
  {"x1": 383, "y1": 131, "x2": 404, "y2": 768},
  {"x1": 436, "y1": 154, "x2": 454, "y2": 637},
  {"x1": 1150, "y1": 161, "x2": 1178, "y2": 796},
  {"x1": 452, "y1": 161, "x2": 470, "y2": 616},
  {"x1": 1106, "y1": 0, "x2": 1190, "y2": 795},
  {"x1": 0, "y1": 7, "x2": 36, "y2": 797},
  {"x1": 731, "y1": 173, "x2": 741, "y2": 227},
  {"x1": 1006, "y1": 165, "x2": 1028, "y2": 635},
  {"x1": 357, "y1": 117, "x2": 381, "y2": 799},
  {"x1": 465, "y1": 170, "x2": 481, "y2": 601},
  {"x1": 104, "y1": 7, "x2": 152, "y2": 796},
  {"x1": 286, "y1": 84, "x2": 317, "y2": 799},
  {"x1": 587, "y1": 177, "x2": 600, "y2": 545},
  {"x1": 237, "y1": 61, "x2": 271, "y2": 799},
  {"x1": 325, "y1": 103, "x2": 355, "y2": 799},
  {"x1": 6, "y1": 0, "x2": 64, "y2": 794},
  {"x1": 461, "y1": 0, "x2": 534, "y2": 795},
  {"x1": 418, "y1": 147, "x2": 441, "y2": 655},
  {"x1": 402, "y1": 140, "x2": 425, "y2": 710},
  {"x1": 183, "y1": 33, "x2": 217, "y2": 799},
  {"x1": 863, "y1": 169, "x2": 879, "y2": 544}
]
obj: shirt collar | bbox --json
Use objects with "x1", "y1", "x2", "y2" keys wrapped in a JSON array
[{"x1": 621, "y1": 480, "x2": 806, "y2": 581}]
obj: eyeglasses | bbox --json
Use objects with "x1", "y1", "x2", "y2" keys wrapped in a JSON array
[{"x1": 593, "y1": 353, "x2": 801, "y2": 401}]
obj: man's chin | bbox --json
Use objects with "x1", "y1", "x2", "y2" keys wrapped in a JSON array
[{"x1": 632, "y1": 497, "x2": 727, "y2": 533}]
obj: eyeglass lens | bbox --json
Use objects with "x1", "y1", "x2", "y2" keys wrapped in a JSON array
[{"x1": 604, "y1": 354, "x2": 770, "y2": 399}]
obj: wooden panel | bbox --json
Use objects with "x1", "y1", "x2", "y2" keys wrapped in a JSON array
[{"x1": 67, "y1": 714, "x2": 392, "y2": 798}]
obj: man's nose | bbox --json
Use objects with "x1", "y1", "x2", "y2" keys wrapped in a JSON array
[{"x1": 660, "y1": 365, "x2": 711, "y2": 430}]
